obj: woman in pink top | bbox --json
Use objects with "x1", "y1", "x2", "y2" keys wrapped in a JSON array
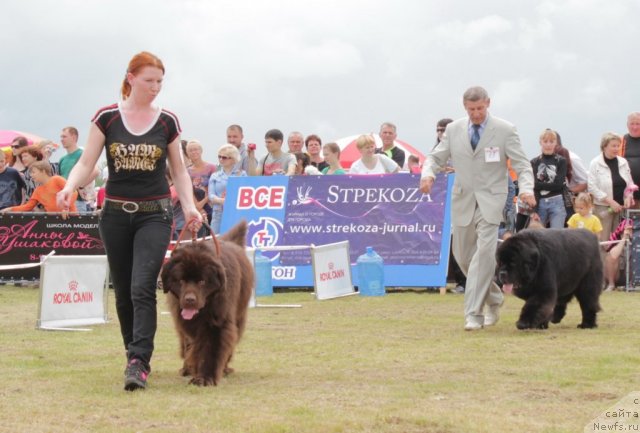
[{"x1": 186, "y1": 140, "x2": 216, "y2": 223}]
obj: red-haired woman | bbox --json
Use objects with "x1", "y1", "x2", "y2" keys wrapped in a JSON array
[
  {"x1": 57, "y1": 51, "x2": 202, "y2": 391},
  {"x1": 18, "y1": 145, "x2": 44, "y2": 200}
]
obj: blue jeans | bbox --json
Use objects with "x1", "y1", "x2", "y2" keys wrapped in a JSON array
[
  {"x1": 210, "y1": 210, "x2": 222, "y2": 234},
  {"x1": 99, "y1": 205, "x2": 173, "y2": 368},
  {"x1": 75, "y1": 199, "x2": 89, "y2": 213},
  {"x1": 537, "y1": 194, "x2": 566, "y2": 228}
]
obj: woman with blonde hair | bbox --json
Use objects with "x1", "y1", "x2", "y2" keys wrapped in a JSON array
[
  {"x1": 208, "y1": 144, "x2": 246, "y2": 234},
  {"x1": 36, "y1": 139, "x2": 60, "y2": 175},
  {"x1": 57, "y1": 51, "x2": 202, "y2": 391},
  {"x1": 186, "y1": 139, "x2": 216, "y2": 224},
  {"x1": 588, "y1": 132, "x2": 636, "y2": 246},
  {"x1": 349, "y1": 135, "x2": 399, "y2": 175}
]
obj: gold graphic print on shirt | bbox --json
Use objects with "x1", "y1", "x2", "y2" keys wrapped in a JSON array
[{"x1": 109, "y1": 142, "x2": 163, "y2": 172}]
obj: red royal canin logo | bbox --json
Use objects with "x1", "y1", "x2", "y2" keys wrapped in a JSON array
[
  {"x1": 320, "y1": 262, "x2": 345, "y2": 282},
  {"x1": 68, "y1": 280, "x2": 79, "y2": 291}
]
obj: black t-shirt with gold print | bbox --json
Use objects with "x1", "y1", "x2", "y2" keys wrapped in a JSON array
[{"x1": 92, "y1": 103, "x2": 181, "y2": 201}]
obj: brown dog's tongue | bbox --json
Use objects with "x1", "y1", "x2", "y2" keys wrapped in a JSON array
[
  {"x1": 502, "y1": 283, "x2": 513, "y2": 294},
  {"x1": 181, "y1": 308, "x2": 198, "y2": 320}
]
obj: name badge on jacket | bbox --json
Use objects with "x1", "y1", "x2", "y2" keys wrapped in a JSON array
[{"x1": 484, "y1": 147, "x2": 500, "y2": 163}]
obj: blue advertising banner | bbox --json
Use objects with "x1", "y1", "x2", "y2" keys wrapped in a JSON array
[
  {"x1": 220, "y1": 173, "x2": 454, "y2": 287},
  {"x1": 281, "y1": 174, "x2": 446, "y2": 266}
]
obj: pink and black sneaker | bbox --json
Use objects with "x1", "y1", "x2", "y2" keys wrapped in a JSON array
[{"x1": 124, "y1": 358, "x2": 149, "y2": 391}]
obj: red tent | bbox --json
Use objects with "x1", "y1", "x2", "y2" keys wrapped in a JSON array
[
  {"x1": 335, "y1": 134, "x2": 425, "y2": 169},
  {"x1": 0, "y1": 130, "x2": 59, "y2": 161},
  {"x1": 0, "y1": 130, "x2": 48, "y2": 148}
]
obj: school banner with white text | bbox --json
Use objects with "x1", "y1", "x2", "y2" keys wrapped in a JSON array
[{"x1": 220, "y1": 173, "x2": 454, "y2": 287}]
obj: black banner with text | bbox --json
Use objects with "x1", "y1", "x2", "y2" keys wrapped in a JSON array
[{"x1": 0, "y1": 213, "x2": 105, "y2": 281}]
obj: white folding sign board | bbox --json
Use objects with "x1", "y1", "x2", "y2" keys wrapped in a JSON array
[
  {"x1": 37, "y1": 255, "x2": 109, "y2": 329},
  {"x1": 311, "y1": 241, "x2": 355, "y2": 300}
]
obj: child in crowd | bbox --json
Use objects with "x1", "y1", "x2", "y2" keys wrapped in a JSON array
[
  {"x1": 407, "y1": 155, "x2": 421, "y2": 174},
  {"x1": 1, "y1": 161, "x2": 77, "y2": 215},
  {"x1": 567, "y1": 192, "x2": 603, "y2": 236},
  {"x1": 294, "y1": 152, "x2": 311, "y2": 175},
  {"x1": 604, "y1": 219, "x2": 633, "y2": 291},
  {"x1": 0, "y1": 150, "x2": 26, "y2": 210}
]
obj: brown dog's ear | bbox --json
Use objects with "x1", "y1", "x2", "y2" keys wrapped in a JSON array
[
  {"x1": 205, "y1": 259, "x2": 227, "y2": 293},
  {"x1": 219, "y1": 220, "x2": 247, "y2": 247},
  {"x1": 160, "y1": 250, "x2": 183, "y2": 294},
  {"x1": 160, "y1": 263, "x2": 172, "y2": 294}
]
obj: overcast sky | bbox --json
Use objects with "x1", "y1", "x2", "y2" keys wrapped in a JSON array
[{"x1": 1, "y1": 0, "x2": 638, "y2": 166}]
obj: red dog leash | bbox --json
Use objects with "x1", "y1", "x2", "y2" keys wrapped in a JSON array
[{"x1": 174, "y1": 218, "x2": 221, "y2": 257}]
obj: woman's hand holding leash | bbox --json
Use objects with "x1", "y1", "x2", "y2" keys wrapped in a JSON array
[
  {"x1": 56, "y1": 188, "x2": 74, "y2": 220},
  {"x1": 185, "y1": 209, "x2": 203, "y2": 234}
]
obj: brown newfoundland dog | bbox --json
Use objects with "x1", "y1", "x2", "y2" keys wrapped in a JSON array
[
  {"x1": 496, "y1": 228, "x2": 603, "y2": 330},
  {"x1": 161, "y1": 221, "x2": 253, "y2": 386}
]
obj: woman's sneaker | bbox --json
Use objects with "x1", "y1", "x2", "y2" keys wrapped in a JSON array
[{"x1": 124, "y1": 358, "x2": 149, "y2": 391}]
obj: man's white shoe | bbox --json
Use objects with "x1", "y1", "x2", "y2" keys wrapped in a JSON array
[
  {"x1": 484, "y1": 305, "x2": 501, "y2": 326},
  {"x1": 464, "y1": 320, "x2": 483, "y2": 331}
]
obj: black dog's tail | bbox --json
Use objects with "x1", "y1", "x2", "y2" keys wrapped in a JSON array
[{"x1": 220, "y1": 220, "x2": 248, "y2": 248}]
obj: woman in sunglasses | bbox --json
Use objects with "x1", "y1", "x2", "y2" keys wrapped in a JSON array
[
  {"x1": 208, "y1": 144, "x2": 246, "y2": 234},
  {"x1": 9, "y1": 136, "x2": 29, "y2": 172}
]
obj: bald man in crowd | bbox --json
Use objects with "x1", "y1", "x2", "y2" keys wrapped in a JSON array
[
  {"x1": 287, "y1": 131, "x2": 304, "y2": 153},
  {"x1": 226, "y1": 124, "x2": 257, "y2": 174}
]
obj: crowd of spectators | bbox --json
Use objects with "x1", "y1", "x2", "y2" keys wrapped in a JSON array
[{"x1": 2, "y1": 113, "x2": 640, "y2": 248}]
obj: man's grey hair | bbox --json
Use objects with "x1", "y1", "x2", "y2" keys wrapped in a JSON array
[
  {"x1": 463, "y1": 86, "x2": 489, "y2": 102},
  {"x1": 288, "y1": 131, "x2": 304, "y2": 140},
  {"x1": 628, "y1": 112, "x2": 640, "y2": 121},
  {"x1": 379, "y1": 122, "x2": 397, "y2": 133}
]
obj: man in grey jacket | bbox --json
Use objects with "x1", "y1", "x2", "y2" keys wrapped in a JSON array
[{"x1": 420, "y1": 86, "x2": 536, "y2": 331}]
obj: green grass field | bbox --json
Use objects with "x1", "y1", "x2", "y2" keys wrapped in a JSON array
[{"x1": 0, "y1": 286, "x2": 638, "y2": 433}]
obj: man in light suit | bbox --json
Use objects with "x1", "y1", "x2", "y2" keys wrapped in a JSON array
[{"x1": 420, "y1": 86, "x2": 536, "y2": 330}]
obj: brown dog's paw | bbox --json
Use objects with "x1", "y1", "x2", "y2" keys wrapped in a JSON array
[
  {"x1": 189, "y1": 376, "x2": 217, "y2": 386},
  {"x1": 179, "y1": 367, "x2": 192, "y2": 377},
  {"x1": 223, "y1": 367, "x2": 235, "y2": 376}
]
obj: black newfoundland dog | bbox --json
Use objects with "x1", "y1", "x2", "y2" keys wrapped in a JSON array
[
  {"x1": 496, "y1": 228, "x2": 603, "y2": 330},
  {"x1": 161, "y1": 221, "x2": 253, "y2": 386}
]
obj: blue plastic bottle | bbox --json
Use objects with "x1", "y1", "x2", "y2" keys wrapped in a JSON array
[
  {"x1": 254, "y1": 250, "x2": 273, "y2": 296},
  {"x1": 356, "y1": 246, "x2": 385, "y2": 296}
]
